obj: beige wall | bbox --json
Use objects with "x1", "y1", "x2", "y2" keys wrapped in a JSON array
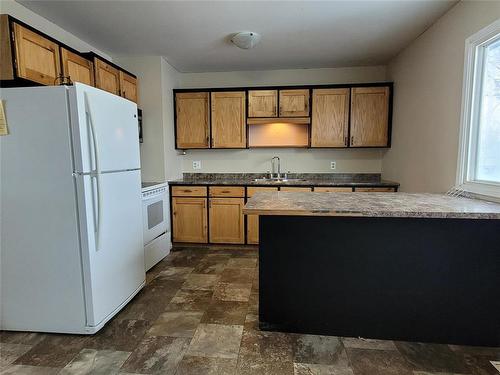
[
  {"x1": 0, "y1": 0, "x2": 111, "y2": 59},
  {"x1": 179, "y1": 66, "x2": 387, "y2": 174},
  {"x1": 382, "y1": 0, "x2": 500, "y2": 192},
  {"x1": 114, "y1": 56, "x2": 183, "y2": 182}
]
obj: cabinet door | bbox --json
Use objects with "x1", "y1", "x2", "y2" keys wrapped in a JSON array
[
  {"x1": 354, "y1": 187, "x2": 396, "y2": 192},
  {"x1": 13, "y1": 23, "x2": 60, "y2": 85},
  {"x1": 279, "y1": 89, "x2": 310, "y2": 117},
  {"x1": 94, "y1": 58, "x2": 120, "y2": 95},
  {"x1": 209, "y1": 198, "x2": 245, "y2": 244},
  {"x1": 176, "y1": 92, "x2": 210, "y2": 149},
  {"x1": 311, "y1": 88, "x2": 349, "y2": 147},
  {"x1": 172, "y1": 197, "x2": 208, "y2": 243},
  {"x1": 314, "y1": 187, "x2": 352, "y2": 192},
  {"x1": 248, "y1": 90, "x2": 277, "y2": 117},
  {"x1": 350, "y1": 87, "x2": 390, "y2": 147},
  {"x1": 280, "y1": 187, "x2": 312, "y2": 192},
  {"x1": 61, "y1": 48, "x2": 94, "y2": 86},
  {"x1": 120, "y1": 71, "x2": 138, "y2": 103},
  {"x1": 247, "y1": 187, "x2": 278, "y2": 244},
  {"x1": 211, "y1": 91, "x2": 246, "y2": 148}
]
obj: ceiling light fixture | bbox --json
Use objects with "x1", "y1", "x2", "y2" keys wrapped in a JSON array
[{"x1": 230, "y1": 31, "x2": 261, "y2": 49}]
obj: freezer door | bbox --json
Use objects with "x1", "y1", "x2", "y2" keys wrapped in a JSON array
[
  {"x1": 69, "y1": 83, "x2": 140, "y2": 173},
  {"x1": 76, "y1": 169, "x2": 145, "y2": 327}
]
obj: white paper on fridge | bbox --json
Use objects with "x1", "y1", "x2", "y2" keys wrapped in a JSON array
[{"x1": 0, "y1": 100, "x2": 8, "y2": 136}]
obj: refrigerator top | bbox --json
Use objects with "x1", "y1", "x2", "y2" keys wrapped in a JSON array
[{"x1": 69, "y1": 83, "x2": 141, "y2": 174}]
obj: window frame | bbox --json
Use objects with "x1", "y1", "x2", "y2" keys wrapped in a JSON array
[{"x1": 457, "y1": 19, "x2": 500, "y2": 198}]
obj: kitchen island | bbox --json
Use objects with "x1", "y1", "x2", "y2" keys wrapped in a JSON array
[{"x1": 243, "y1": 192, "x2": 500, "y2": 346}]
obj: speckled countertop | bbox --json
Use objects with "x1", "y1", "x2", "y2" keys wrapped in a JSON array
[
  {"x1": 243, "y1": 192, "x2": 500, "y2": 219},
  {"x1": 168, "y1": 173, "x2": 400, "y2": 188}
]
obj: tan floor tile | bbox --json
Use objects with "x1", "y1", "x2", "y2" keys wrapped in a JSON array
[
  {"x1": 182, "y1": 274, "x2": 219, "y2": 291},
  {"x1": 120, "y1": 336, "x2": 190, "y2": 374},
  {"x1": 226, "y1": 258, "x2": 257, "y2": 268},
  {"x1": 0, "y1": 343, "x2": 32, "y2": 370},
  {"x1": 213, "y1": 282, "x2": 252, "y2": 302},
  {"x1": 175, "y1": 355, "x2": 237, "y2": 375},
  {"x1": 0, "y1": 365, "x2": 60, "y2": 374},
  {"x1": 294, "y1": 362, "x2": 354, "y2": 375},
  {"x1": 342, "y1": 337, "x2": 397, "y2": 351},
  {"x1": 146, "y1": 311, "x2": 203, "y2": 338},
  {"x1": 187, "y1": 324, "x2": 243, "y2": 359},
  {"x1": 59, "y1": 349, "x2": 130, "y2": 375}
]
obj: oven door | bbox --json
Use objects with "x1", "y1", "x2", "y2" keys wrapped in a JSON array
[{"x1": 142, "y1": 190, "x2": 168, "y2": 245}]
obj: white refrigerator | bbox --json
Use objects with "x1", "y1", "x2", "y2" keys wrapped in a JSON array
[{"x1": 0, "y1": 83, "x2": 145, "y2": 334}]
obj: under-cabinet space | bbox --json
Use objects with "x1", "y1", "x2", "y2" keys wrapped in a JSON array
[{"x1": 248, "y1": 122, "x2": 309, "y2": 148}]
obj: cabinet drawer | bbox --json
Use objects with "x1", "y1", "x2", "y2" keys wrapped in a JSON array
[
  {"x1": 209, "y1": 186, "x2": 245, "y2": 197},
  {"x1": 172, "y1": 186, "x2": 207, "y2": 197},
  {"x1": 247, "y1": 186, "x2": 279, "y2": 197},
  {"x1": 280, "y1": 187, "x2": 312, "y2": 192},
  {"x1": 314, "y1": 187, "x2": 353, "y2": 192},
  {"x1": 354, "y1": 187, "x2": 396, "y2": 192}
]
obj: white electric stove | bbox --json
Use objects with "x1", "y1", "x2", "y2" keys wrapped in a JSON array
[{"x1": 141, "y1": 182, "x2": 170, "y2": 271}]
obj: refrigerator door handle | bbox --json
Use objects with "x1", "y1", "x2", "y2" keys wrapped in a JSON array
[{"x1": 84, "y1": 92, "x2": 103, "y2": 251}]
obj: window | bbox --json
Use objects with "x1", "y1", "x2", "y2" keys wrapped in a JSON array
[{"x1": 458, "y1": 19, "x2": 500, "y2": 198}]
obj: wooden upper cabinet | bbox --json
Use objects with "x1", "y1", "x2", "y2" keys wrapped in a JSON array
[
  {"x1": 311, "y1": 88, "x2": 349, "y2": 147},
  {"x1": 279, "y1": 89, "x2": 310, "y2": 117},
  {"x1": 13, "y1": 23, "x2": 60, "y2": 85},
  {"x1": 209, "y1": 198, "x2": 245, "y2": 244},
  {"x1": 61, "y1": 48, "x2": 94, "y2": 86},
  {"x1": 176, "y1": 92, "x2": 210, "y2": 149},
  {"x1": 211, "y1": 91, "x2": 246, "y2": 148},
  {"x1": 248, "y1": 90, "x2": 277, "y2": 117},
  {"x1": 94, "y1": 57, "x2": 120, "y2": 95},
  {"x1": 120, "y1": 71, "x2": 138, "y2": 103},
  {"x1": 350, "y1": 87, "x2": 390, "y2": 147}
]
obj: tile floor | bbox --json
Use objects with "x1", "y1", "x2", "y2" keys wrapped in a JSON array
[{"x1": 1, "y1": 247, "x2": 499, "y2": 374}]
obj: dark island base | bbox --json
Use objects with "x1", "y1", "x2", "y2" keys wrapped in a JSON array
[{"x1": 259, "y1": 215, "x2": 500, "y2": 347}]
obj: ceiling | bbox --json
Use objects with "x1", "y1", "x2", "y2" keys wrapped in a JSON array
[{"x1": 19, "y1": 0, "x2": 457, "y2": 73}]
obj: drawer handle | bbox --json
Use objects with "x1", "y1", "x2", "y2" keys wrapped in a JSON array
[
  {"x1": 221, "y1": 190, "x2": 231, "y2": 193},
  {"x1": 183, "y1": 189, "x2": 192, "y2": 193}
]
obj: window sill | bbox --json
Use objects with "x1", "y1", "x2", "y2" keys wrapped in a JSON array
[{"x1": 460, "y1": 181, "x2": 500, "y2": 200}]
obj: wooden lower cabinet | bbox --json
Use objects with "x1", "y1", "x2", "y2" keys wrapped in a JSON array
[
  {"x1": 247, "y1": 187, "x2": 279, "y2": 244},
  {"x1": 172, "y1": 197, "x2": 208, "y2": 243},
  {"x1": 354, "y1": 187, "x2": 396, "y2": 192},
  {"x1": 314, "y1": 187, "x2": 353, "y2": 192},
  {"x1": 280, "y1": 187, "x2": 313, "y2": 192},
  {"x1": 209, "y1": 198, "x2": 245, "y2": 244}
]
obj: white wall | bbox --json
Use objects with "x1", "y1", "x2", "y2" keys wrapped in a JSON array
[
  {"x1": 382, "y1": 0, "x2": 500, "y2": 192},
  {"x1": 0, "y1": 0, "x2": 111, "y2": 59},
  {"x1": 179, "y1": 66, "x2": 387, "y2": 174}
]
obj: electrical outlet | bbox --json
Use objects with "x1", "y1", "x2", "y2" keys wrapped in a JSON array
[
  {"x1": 330, "y1": 161, "x2": 336, "y2": 170},
  {"x1": 192, "y1": 161, "x2": 201, "y2": 170}
]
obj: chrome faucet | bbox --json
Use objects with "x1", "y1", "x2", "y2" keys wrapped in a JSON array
[{"x1": 271, "y1": 156, "x2": 281, "y2": 179}]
